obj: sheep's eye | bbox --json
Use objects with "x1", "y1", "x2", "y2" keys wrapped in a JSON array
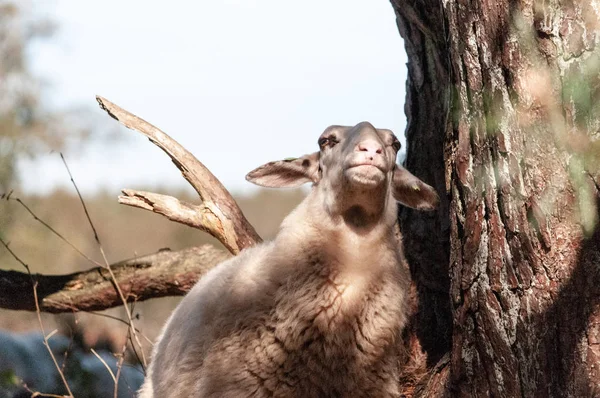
[
  {"x1": 318, "y1": 136, "x2": 338, "y2": 149},
  {"x1": 392, "y1": 139, "x2": 401, "y2": 152}
]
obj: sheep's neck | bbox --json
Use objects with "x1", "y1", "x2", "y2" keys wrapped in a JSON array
[
  {"x1": 279, "y1": 192, "x2": 399, "y2": 272},
  {"x1": 319, "y1": 182, "x2": 391, "y2": 227}
]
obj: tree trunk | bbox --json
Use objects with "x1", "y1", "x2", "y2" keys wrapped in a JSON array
[{"x1": 392, "y1": 0, "x2": 600, "y2": 396}]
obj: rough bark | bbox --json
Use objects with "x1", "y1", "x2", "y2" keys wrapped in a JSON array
[
  {"x1": 0, "y1": 245, "x2": 230, "y2": 313},
  {"x1": 393, "y1": 0, "x2": 452, "y2": 370},
  {"x1": 392, "y1": 0, "x2": 600, "y2": 396}
]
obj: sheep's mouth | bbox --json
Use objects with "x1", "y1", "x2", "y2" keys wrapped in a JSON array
[
  {"x1": 347, "y1": 163, "x2": 385, "y2": 173},
  {"x1": 345, "y1": 164, "x2": 386, "y2": 187}
]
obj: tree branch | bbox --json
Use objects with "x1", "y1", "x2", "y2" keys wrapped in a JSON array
[
  {"x1": 0, "y1": 245, "x2": 230, "y2": 313},
  {"x1": 96, "y1": 95, "x2": 262, "y2": 254},
  {"x1": 0, "y1": 99, "x2": 261, "y2": 314},
  {"x1": 118, "y1": 189, "x2": 217, "y2": 232}
]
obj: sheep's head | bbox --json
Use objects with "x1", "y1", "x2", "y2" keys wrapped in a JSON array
[{"x1": 246, "y1": 122, "x2": 439, "y2": 222}]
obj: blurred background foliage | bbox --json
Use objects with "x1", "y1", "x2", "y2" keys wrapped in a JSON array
[
  {"x1": 0, "y1": 0, "x2": 106, "y2": 194},
  {"x1": 0, "y1": 0, "x2": 59, "y2": 192}
]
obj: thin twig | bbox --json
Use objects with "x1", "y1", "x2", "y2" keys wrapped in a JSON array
[
  {"x1": 61, "y1": 153, "x2": 148, "y2": 367},
  {"x1": 60, "y1": 153, "x2": 109, "y2": 266},
  {"x1": 11, "y1": 196, "x2": 102, "y2": 266},
  {"x1": 87, "y1": 311, "x2": 154, "y2": 345},
  {"x1": 33, "y1": 282, "x2": 74, "y2": 397},
  {"x1": 1, "y1": 189, "x2": 14, "y2": 200},
  {"x1": 91, "y1": 348, "x2": 117, "y2": 384},
  {"x1": 30, "y1": 390, "x2": 70, "y2": 398},
  {"x1": 125, "y1": 301, "x2": 147, "y2": 370},
  {"x1": 113, "y1": 353, "x2": 125, "y2": 398},
  {"x1": 57, "y1": 320, "x2": 79, "y2": 378},
  {"x1": 0, "y1": 236, "x2": 31, "y2": 274},
  {"x1": 0, "y1": 236, "x2": 73, "y2": 397},
  {"x1": 113, "y1": 326, "x2": 130, "y2": 398}
]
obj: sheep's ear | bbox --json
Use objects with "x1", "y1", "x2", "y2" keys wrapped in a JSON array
[
  {"x1": 392, "y1": 166, "x2": 439, "y2": 211},
  {"x1": 246, "y1": 152, "x2": 320, "y2": 188}
]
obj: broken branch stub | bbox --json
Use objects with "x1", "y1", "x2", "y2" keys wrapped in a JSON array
[
  {"x1": 117, "y1": 189, "x2": 221, "y2": 237},
  {"x1": 96, "y1": 96, "x2": 262, "y2": 254}
]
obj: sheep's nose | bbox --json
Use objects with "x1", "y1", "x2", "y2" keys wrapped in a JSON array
[{"x1": 357, "y1": 139, "x2": 383, "y2": 158}]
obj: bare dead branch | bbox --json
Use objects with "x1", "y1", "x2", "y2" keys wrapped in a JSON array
[
  {"x1": 0, "y1": 236, "x2": 74, "y2": 396},
  {"x1": 33, "y1": 282, "x2": 74, "y2": 397},
  {"x1": 118, "y1": 189, "x2": 217, "y2": 233},
  {"x1": 11, "y1": 196, "x2": 101, "y2": 266},
  {"x1": 90, "y1": 348, "x2": 117, "y2": 384},
  {"x1": 62, "y1": 152, "x2": 149, "y2": 367},
  {"x1": 114, "y1": 331, "x2": 129, "y2": 398},
  {"x1": 0, "y1": 245, "x2": 230, "y2": 313},
  {"x1": 0, "y1": 236, "x2": 32, "y2": 275},
  {"x1": 96, "y1": 95, "x2": 262, "y2": 254},
  {"x1": 61, "y1": 153, "x2": 108, "y2": 264}
]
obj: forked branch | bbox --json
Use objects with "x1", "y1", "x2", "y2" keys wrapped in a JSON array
[
  {"x1": 0, "y1": 98, "x2": 259, "y2": 313},
  {"x1": 96, "y1": 95, "x2": 262, "y2": 254}
]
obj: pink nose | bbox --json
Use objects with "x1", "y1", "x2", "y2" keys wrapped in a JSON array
[{"x1": 357, "y1": 140, "x2": 383, "y2": 158}]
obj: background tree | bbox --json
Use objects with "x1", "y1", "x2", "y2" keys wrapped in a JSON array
[
  {"x1": 392, "y1": 0, "x2": 600, "y2": 396},
  {"x1": 1, "y1": 1, "x2": 59, "y2": 191},
  {"x1": 0, "y1": 1, "x2": 104, "y2": 193}
]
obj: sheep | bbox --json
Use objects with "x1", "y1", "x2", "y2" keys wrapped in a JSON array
[{"x1": 139, "y1": 121, "x2": 439, "y2": 397}]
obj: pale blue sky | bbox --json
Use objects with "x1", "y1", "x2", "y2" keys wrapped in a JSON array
[{"x1": 20, "y1": 0, "x2": 408, "y2": 195}]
